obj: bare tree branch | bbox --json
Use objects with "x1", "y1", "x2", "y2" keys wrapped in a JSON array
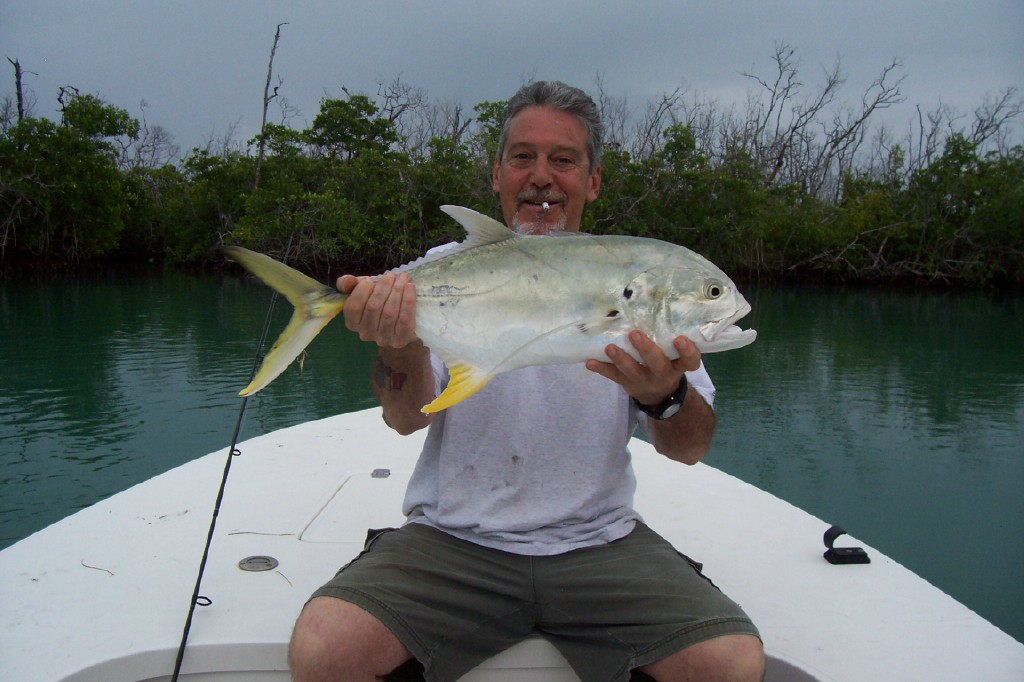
[{"x1": 254, "y1": 22, "x2": 288, "y2": 190}]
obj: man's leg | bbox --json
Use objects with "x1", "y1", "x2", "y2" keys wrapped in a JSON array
[
  {"x1": 638, "y1": 633, "x2": 765, "y2": 682},
  {"x1": 291, "y1": 524, "x2": 538, "y2": 680},
  {"x1": 537, "y1": 523, "x2": 762, "y2": 682},
  {"x1": 289, "y1": 596, "x2": 413, "y2": 682}
]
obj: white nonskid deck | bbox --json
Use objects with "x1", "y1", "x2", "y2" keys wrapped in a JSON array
[{"x1": 2, "y1": 407, "x2": 1022, "y2": 681}]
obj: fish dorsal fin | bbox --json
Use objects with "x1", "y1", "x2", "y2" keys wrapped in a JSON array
[
  {"x1": 391, "y1": 206, "x2": 520, "y2": 274},
  {"x1": 440, "y1": 205, "x2": 519, "y2": 246}
]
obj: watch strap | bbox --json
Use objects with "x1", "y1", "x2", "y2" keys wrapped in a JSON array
[{"x1": 635, "y1": 374, "x2": 689, "y2": 420}]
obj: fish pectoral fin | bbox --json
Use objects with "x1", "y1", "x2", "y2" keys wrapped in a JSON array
[
  {"x1": 482, "y1": 315, "x2": 628, "y2": 375},
  {"x1": 420, "y1": 314, "x2": 624, "y2": 414},
  {"x1": 421, "y1": 362, "x2": 493, "y2": 414}
]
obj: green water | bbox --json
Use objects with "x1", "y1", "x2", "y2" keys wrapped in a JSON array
[{"x1": 1, "y1": 273, "x2": 1022, "y2": 643}]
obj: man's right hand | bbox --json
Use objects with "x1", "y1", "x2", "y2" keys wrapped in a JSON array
[{"x1": 338, "y1": 272, "x2": 419, "y2": 349}]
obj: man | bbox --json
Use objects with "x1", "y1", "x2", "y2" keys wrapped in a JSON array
[{"x1": 289, "y1": 81, "x2": 764, "y2": 682}]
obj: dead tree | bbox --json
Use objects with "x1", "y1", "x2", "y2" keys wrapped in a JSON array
[
  {"x1": 808, "y1": 59, "x2": 904, "y2": 199},
  {"x1": 740, "y1": 43, "x2": 904, "y2": 199},
  {"x1": 7, "y1": 57, "x2": 25, "y2": 122},
  {"x1": 253, "y1": 22, "x2": 288, "y2": 191},
  {"x1": 969, "y1": 87, "x2": 1022, "y2": 152}
]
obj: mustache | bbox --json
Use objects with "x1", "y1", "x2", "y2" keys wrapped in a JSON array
[{"x1": 516, "y1": 189, "x2": 566, "y2": 204}]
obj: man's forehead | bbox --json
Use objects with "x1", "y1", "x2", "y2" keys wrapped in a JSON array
[{"x1": 506, "y1": 106, "x2": 589, "y2": 148}]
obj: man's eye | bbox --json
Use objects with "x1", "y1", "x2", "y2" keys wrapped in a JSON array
[{"x1": 552, "y1": 157, "x2": 577, "y2": 171}]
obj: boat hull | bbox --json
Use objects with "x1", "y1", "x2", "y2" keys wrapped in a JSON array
[{"x1": 2, "y1": 408, "x2": 1021, "y2": 681}]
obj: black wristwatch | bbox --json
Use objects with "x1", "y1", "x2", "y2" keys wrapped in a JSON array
[{"x1": 634, "y1": 375, "x2": 688, "y2": 420}]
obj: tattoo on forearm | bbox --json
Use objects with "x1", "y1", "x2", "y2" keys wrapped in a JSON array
[{"x1": 374, "y1": 355, "x2": 407, "y2": 390}]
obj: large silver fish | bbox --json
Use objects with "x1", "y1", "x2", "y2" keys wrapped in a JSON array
[{"x1": 225, "y1": 206, "x2": 756, "y2": 413}]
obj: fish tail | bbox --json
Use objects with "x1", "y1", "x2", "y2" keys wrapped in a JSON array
[{"x1": 223, "y1": 246, "x2": 346, "y2": 396}]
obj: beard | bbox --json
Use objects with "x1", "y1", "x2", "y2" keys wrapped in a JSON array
[
  {"x1": 511, "y1": 189, "x2": 567, "y2": 235},
  {"x1": 511, "y1": 211, "x2": 567, "y2": 235}
]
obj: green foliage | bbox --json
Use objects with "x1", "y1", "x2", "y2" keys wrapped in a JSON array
[
  {"x1": 230, "y1": 95, "x2": 419, "y2": 270},
  {"x1": 407, "y1": 136, "x2": 492, "y2": 248},
  {"x1": 0, "y1": 94, "x2": 139, "y2": 266},
  {"x1": 2, "y1": 86, "x2": 1020, "y2": 288},
  {"x1": 116, "y1": 164, "x2": 184, "y2": 259},
  {"x1": 62, "y1": 93, "x2": 140, "y2": 141},
  {"x1": 898, "y1": 136, "x2": 1024, "y2": 284},
  {"x1": 470, "y1": 100, "x2": 507, "y2": 163},
  {"x1": 161, "y1": 149, "x2": 255, "y2": 264},
  {"x1": 306, "y1": 95, "x2": 397, "y2": 161}
]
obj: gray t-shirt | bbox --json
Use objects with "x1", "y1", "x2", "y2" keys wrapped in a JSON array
[{"x1": 403, "y1": 359, "x2": 716, "y2": 556}]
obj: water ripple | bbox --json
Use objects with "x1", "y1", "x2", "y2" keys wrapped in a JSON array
[{"x1": 2, "y1": 277, "x2": 1021, "y2": 642}]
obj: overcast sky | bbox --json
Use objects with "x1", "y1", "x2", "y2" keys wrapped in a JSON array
[{"x1": 4, "y1": 1, "x2": 1022, "y2": 154}]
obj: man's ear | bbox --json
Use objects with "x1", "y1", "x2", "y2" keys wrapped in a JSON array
[
  {"x1": 492, "y1": 156, "x2": 502, "y2": 194},
  {"x1": 587, "y1": 164, "x2": 602, "y2": 202}
]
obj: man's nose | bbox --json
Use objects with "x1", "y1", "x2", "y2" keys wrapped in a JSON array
[{"x1": 529, "y1": 157, "x2": 553, "y2": 187}]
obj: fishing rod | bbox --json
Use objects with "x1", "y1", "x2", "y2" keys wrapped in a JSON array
[{"x1": 170, "y1": 236, "x2": 295, "y2": 681}]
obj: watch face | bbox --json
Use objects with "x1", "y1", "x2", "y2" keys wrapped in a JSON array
[{"x1": 660, "y1": 403, "x2": 683, "y2": 419}]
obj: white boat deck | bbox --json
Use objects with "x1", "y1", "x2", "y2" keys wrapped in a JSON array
[{"x1": 2, "y1": 407, "x2": 1022, "y2": 681}]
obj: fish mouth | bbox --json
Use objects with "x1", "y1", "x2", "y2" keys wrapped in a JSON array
[{"x1": 697, "y1": 302, "x2": 757, "y2": 352}]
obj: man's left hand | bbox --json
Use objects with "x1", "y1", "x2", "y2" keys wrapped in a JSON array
[{"x1": 586, "y1": 330, "x2": 701, "y2": 406}]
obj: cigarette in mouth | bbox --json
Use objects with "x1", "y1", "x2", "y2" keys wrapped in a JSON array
[{"x1": 542, "y1": 201, "x2": 550, "y2": 212}]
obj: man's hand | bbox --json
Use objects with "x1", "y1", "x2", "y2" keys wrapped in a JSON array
[
  {"x1": 588, "y1": 330, "x2": 713, "y2": 464},
  {"x1": 339, "y1": 272, "x2": 433, "y2": 435},
  {"x1": 585, "y1": 330, "x2": 701, "y2": 406},
  {"x1": 338, "y1": 272, "x2": 419, "y2": 348}
]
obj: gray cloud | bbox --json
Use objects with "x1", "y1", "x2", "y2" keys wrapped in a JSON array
[{"x1": 4, "y1": 0, "x2": 1021, "y2": 153}]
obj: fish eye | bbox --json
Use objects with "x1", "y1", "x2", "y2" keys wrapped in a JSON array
[{"x1": 704, "y1": 282, "x2": 724, "y2": 299}]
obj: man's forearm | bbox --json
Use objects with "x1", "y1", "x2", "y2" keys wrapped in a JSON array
[
  {"x1": 373, "y1": 340, "x2": 435, "y2": 435},
  {"x1": 648, "y1": 386, "x2": 717, "y2": 465}
]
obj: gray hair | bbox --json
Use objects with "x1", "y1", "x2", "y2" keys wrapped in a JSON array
[{"x1": 497, "y1": 80, "x2": 604, "y2": 170}]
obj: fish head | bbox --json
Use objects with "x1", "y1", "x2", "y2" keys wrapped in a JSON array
[{"x1": 622, "y1": 261, "x2": 756, "y2": 355}]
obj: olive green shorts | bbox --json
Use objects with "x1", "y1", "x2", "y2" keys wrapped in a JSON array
[{"x1": 311, "y1": 522, "x2": 759, "y2": 682}]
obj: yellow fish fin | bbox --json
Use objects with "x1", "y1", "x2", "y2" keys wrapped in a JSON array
[
  {"x1": 223, "y1": 246, "x2": 329, "y2": 308},
  {"x1": 420, "y1": 362, "x2": 493, "y2": 414},
  {"x1": 224, "y1": 246, "x2": 346, "y2": 396},
  {"x1": 238, "y1": 306, "x2": 342, "y2": 396}
]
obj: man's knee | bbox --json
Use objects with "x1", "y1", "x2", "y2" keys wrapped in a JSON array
[
  {"x1": 640, "y1": 633, "x2": 765, "y2": 682},
  {"x1": 289, "y1": 596, "x2": 412, "y2": 681}
]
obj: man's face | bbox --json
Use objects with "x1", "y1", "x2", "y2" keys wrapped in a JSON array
[{"x1": 492, "y1": 105, "x2": 601, "y2": 234}]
